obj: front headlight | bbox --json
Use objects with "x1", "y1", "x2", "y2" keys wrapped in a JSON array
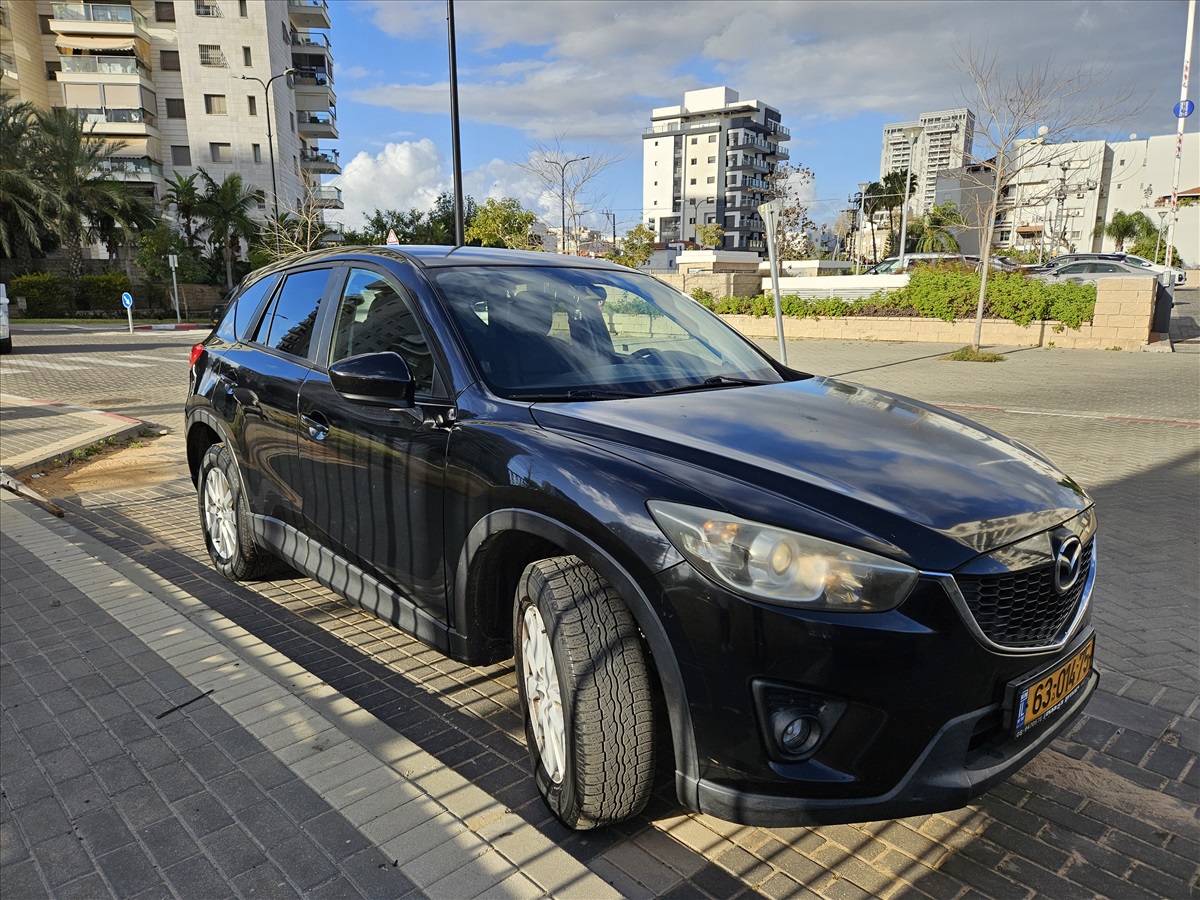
[{"x1": 648, "y1": 501, "x2": 918, "y2": 612}]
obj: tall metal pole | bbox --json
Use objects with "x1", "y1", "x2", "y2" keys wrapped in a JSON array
[
  {"x1": 556, "y1": 156, "x2": 588, "y2": 254},
  {"x1": 240, "y1": 69, "x2": 294, "y2": 251},
  {"x1": 855, "y1": 181, "x2": 868, "y2": 274},
  {"x1": 897, "y1": 128, "x2": 920, "y2": 269},
  {"x1": 447, "y1": 0, "x2": 465, "y2": 246},
  {"x1": 1165, "y1": 0, "x2": 1195, "y2": 272}
]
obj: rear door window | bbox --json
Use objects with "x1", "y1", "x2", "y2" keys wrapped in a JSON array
[{"x1": 251, "y1": 268, "x2": 333, "y2": 359}]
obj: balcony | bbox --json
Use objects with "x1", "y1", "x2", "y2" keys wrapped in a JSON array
[
  {"x1": 300, "y1": 147, "x2": 340, "y2": 174},
  {"x1": 1, "y1": 51, "x2": 16, "y2": 80},
  {"x1": 59, "y1": 54, "x2": 149, "y2": 77},
  {"x1": 298, "y1": 109, "x2": 337, "y2": 139},
  {"x1": 76, "y1": 106, "x2": 156, "y2": 129},
  {"x1": 320, "y1": 219, "x2": 344, "y2": 243},
  {"x1": 96, "y1": 156, "x2": 162, "y2": 179},
  {"x1": 50, "y1": 3, "x2": 150, "y2": 40},
  {"x1": 312, "y1": 184, "x2": 342, "y2": 209},
  {"x1": 288, "y1": 0, "x2": 331, "y2": 29},
  {"x1": 292, "y1": 68, "x2": 335, "y2": 110},
  {"x1": 726, "y1": 154, "x2": 770, "y2": 174},
  {"x1": 768, "y1": 121, "x2": 790, "y2": 139},
  {"x1": 290, "y1": 30, "x2": 332, "y2": 59}
]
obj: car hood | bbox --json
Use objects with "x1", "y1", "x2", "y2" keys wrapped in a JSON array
[{"x1": 530, "y1": 377, "x2": 1091, "y2": 571}]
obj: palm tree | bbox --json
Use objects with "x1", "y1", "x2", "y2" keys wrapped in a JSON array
[
  {"x1": 879, "y1": 169, "x2": 914, "y2": 256},
  {"x1": 0, "y1": 96, "x2": 58, "y2": 263},
  {"x1": 164, "y1": 172, "x2": 202, "y2": 251},
  {"x1": 913, "y1": 202, "x2": 968, "y2": 252},
  {"x1": 197, "y1": 168, "x2": 263, "y2": 291},
  {"x1": 862, "y1": 181, "x2": 887, "y2": 263},
  {"x1": 1093, "y1": 210, "x2": 1157, "y2": 252},
  {"x1": 35, "y1": 108, "x2": 140, "y2": 304}
]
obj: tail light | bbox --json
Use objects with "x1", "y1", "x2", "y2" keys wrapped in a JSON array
[{"x1": 189, "y1": 343, "x2": 204, "y2": 369}]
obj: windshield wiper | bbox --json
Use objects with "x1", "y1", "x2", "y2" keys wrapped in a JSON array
[
  {"x1": 651, "y1": 375, "x2": 770, "y2": 395},
  {"x1": 509, "y1": 388, "x2": 644, "y2": 401}
]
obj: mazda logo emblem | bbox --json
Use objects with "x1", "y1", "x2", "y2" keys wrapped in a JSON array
[{"x1": 1054, "y1": 535, "x2": 1083, "y2": 594}]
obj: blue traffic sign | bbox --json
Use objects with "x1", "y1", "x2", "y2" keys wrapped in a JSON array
[
  {"x1": 1175, "y1": 100, "x2": 1194, "y2": 118},
  {"x1": 121, "y1": 292, "x2": 133, "y2": 309}
]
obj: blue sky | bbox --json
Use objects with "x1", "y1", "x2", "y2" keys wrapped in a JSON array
[{"x1": 325, "y1": 0, "x2": 1195, "y2": 236}]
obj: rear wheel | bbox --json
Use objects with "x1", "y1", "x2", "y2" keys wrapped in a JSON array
[
  {"x1": 515, "y1": 556, "x2": 655, "y2": 829},
  {"x1": 198, "y1": 444, "x2": 286, "y2": 581}
]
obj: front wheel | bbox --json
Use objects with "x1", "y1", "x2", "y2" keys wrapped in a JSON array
[
  {"x1": 198, "y1": 444, "x2": 286, "y2": 581},
  {"x1": 515, "y1": 556, "x2": 655, "y2": 829}
]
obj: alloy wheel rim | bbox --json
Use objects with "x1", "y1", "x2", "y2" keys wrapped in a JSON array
[
  {"x1": 203, "y1": 467, "x2": 238, "y2": 562},
  {"x1": 520, "y1": 604, "x2": 566, "y2": 784}
]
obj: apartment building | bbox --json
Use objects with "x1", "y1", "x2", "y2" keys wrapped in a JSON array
[
  {"x1": 643, "y1": 86, "x2": 790, "y2": 253},
  {"x1": 880, "y1": 108, "x2": 975, "y2": 216},
  {"x1": 933, "y1": 130, "x2": 1198, "y2": 260},
  {"x1": 0, "y1": 0, "x2": 340, "y2": 236}
]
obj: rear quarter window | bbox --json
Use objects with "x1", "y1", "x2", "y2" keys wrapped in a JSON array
[{"x1": 217, "y1": 274, "x2": 279, "y2": 343}]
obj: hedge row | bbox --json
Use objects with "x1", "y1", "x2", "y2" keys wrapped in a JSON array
[
  {"x1": 6, "y1": 272, "x2": 176, "y2": 317},
  {"x1": 693, "y1": 268, "x2": 1098, "y2": 330}
]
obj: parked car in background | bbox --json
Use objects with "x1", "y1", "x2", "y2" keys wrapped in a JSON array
[
  {"x1": 1033, "y1": 253, "x2": 1185, "y2": 285},
  {"x1": 1032, "y1": 259, "x2": 1168, "y2": 285},
  {"x1": 863, "y1": 253, "x2": 967, "y2": 273},
  {"x1": 186, "y1": 245, "x2": 1099, "y2": 830}
]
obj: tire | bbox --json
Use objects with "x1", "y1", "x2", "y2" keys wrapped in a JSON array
[
  {"x1": 515, "y1": 556, "x2": 655, "y2": 829},
  {"x1": 0, "y1": 336, "x2": 11, "y2": 355},
  {"x1": 198, "y1": 444, "x2": 286, "y2": 581}
]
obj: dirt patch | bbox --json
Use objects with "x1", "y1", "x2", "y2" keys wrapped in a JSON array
[
  {"x1": 26, "y1": 430, "x2": 188, "y2": 498},
  {"x1": 1020, "y1": 748, "x2": 1199, "y2": 837}
]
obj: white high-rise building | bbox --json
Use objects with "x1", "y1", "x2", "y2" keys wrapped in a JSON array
[
  {"x1": 642, "y1": 86, "x2": 790, "y2": 253},
  {"x1": 0, "y1": 0, "x2": 341, "y2": 226},
  {"x1": 880, "y1": 108, "x2": 975, "y2": 216}
]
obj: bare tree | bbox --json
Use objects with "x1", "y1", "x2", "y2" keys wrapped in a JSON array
[
  {"x1": 518, "y1": 136, "x2": 621, "y2": 254},
  {"x1": 955, "y1": 45, "x2": 1146, "y2": 349},
  {"x1": 763, "y1": 162, "x2": 816, "y2": 259},
  {"x1": 255, "y1": 180, "x2": 339, "y2": 263}
]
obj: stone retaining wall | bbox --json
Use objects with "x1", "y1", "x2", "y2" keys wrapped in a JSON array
[{"x1": 714, "y1": 276, "x2": 1159, "y2": 351}]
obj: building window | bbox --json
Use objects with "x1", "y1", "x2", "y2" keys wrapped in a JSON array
[
  {"x1": 209, "y1": 142, "x2": 232, "y2": 163},
  {"x1": 199, "y1": 45, "x2": 224, "y2": 67},
  {"x1": 45, "y1": 61, "x2": 62, "y2": 80},
  {"x1": 708, "y1": 156, "x2": 716, "y2": 163},
  {"x1": 39, "y1": 14, "x2": 53, "y2": 33},
  {"x1": 289, "y1": 111, "x2": 295, "y2": 132},
  {"x1": 708, "y1": 135, "x2": 717, "y2": 142},
  {"x1": 707, "y1": 176, "x2": 716, "y2": 184},
  {"x1": 247, "y1": 96, "x2": 257, "y2": 116},
  {"x1": 204, "y1": 94, "x2": 227, "y2": 115},
  {"x1": 161, "y1": 50, "x2": 181, "y2": 70},
  {"x1": 171, "y1": 145, "x2": 191, "y2": 166},
  {"x1": 690, "y1": 158, "x2": 697, "y2": 165},
  {"x1": 689, "y1": 178, "x2": 696, "y2": 185},
  {"x1": 155, "y1": 2, "x2": 175, "y2": 21},
  {"x1": 691, "y1": 137, "x2": 698, "y2": 145},
  {"x1": 242, "y1": 46, "x2": 252, "y2": 66},
  {"x1": 194, "y1": 0, "x2": 219, "y2": 15},
  {"x1": 252, "y1": 143, "x2": 262, "y2": 163},
  {"x1": 239, "y1": 0, "x2": 248, "y2": 15},
  {"x1": 165, "y1": 98, "x2": 186, "y2": 118}
]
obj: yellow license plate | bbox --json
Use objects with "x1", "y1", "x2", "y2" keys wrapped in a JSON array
[{"x1": 1011, "y1": 636, "x2": 1095, "y2": 737}]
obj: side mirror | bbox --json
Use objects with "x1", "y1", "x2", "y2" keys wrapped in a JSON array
[{"x1": 329, "y1": 351, "x2": 415, "y2": 408}]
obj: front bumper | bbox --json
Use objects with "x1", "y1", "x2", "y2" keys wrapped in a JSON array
[{"x1": 679, "y1": 667, "x2": 1096, "y2": 827}]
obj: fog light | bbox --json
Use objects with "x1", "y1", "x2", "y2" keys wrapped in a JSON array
[{"x1": 772, "y1": 709, "x2": 821, "y2": 756}]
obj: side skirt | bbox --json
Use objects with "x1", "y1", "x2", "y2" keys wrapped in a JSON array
[{"x1": 252, "y1": 515, "x2": 451, "y2": 654}]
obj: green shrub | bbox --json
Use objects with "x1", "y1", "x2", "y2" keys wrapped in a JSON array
[
  {"x1": 689, "y1": 287, "x2": 715, "y2": 304},
  {"x1": 78, "y1": 273, "x2": 133, "y2": 311},
  {"x1": 9, "y1": 273, "x2": 65, "y2": 316}
]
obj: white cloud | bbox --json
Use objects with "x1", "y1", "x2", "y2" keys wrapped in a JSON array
[
  {"x1": 331, "y1": 139, "x2": 447, "y2": 226},
  {"x1": 354, "y1": 0, "x2": 1183, "y2": 145}
]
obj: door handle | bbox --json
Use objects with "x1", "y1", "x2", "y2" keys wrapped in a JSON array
[{"x1": 300, "y1": 412, "x2": 329, "y2": 442}]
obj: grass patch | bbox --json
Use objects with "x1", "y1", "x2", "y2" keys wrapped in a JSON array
[{"x1": 942, "y1": 346, "x2": 1006, "y2": 362}]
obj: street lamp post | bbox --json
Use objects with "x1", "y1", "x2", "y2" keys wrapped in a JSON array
[
  {"x1": 855, "y1": 181, "x2": 869, "y2": 274},
  {"x1": 897, "y1": 125, "x2": 922, "y2": 270},
  {"x1": 552, "y1": 156, "x2": 588, "y2": 255},
  {"x1": 239, "y1": 68, "x2": 296, "y2": 243},
  {"x1": 688, "y1": 197, "x2": 712, "y2": 246}
]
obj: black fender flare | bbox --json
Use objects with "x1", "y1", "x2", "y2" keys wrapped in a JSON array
[
  {"x1": 185, "y1": 407, "x2": 236, "y2": 484},
  {"x1": 450, "y1": 507, "x2": 699, "y2": 799}
]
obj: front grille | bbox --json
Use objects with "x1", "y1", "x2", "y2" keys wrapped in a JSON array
[{"x1": 955, "y1": 540, "x2": 1093, "y2": 648}]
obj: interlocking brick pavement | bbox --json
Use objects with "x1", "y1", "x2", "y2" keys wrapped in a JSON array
[{"x1": 2, "y1": 323, "x2": 1198, "y2": 898}]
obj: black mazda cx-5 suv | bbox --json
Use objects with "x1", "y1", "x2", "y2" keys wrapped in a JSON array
[{"x1": 185, "y1": 245, "x2": 1098, "y2": 830}]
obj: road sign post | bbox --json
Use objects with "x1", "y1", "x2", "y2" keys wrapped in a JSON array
[
  {"x1": 122, "y1": 291, "x2": 133, "y2": 334},
  {"x1": 168, "y1": 254, "x2": 181, "y2": 324},
  {"x1": 757, "y1": 199, "x2": 787, "y2": 366}
]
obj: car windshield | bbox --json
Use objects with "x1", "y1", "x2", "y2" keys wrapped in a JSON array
[{"x1": 430, "y1": 265, "x2": 785, "y2": 398}]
